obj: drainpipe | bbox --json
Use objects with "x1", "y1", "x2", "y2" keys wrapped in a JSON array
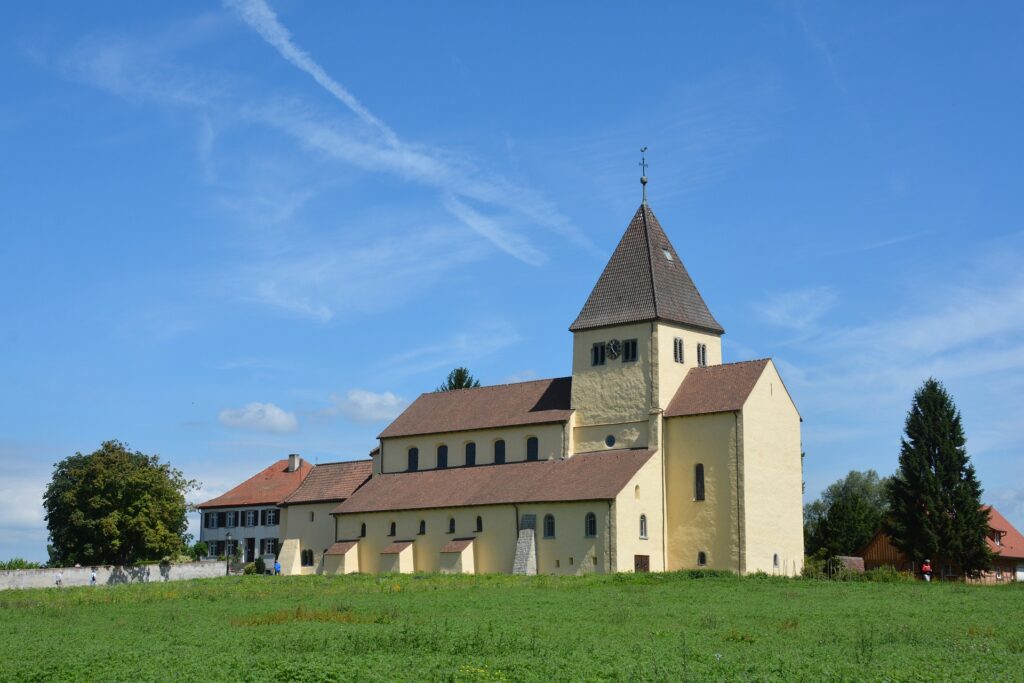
[
  {"x1": 606, "y1": 500, "x2": 614, "y2": 573},
  {"x1": 734, "y1": 411, "x2": 743, "y2": 575}
]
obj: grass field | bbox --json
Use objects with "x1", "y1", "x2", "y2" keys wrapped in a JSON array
[{"x1": 2, "y1": 571, "x2": 1023, "y2": 682}]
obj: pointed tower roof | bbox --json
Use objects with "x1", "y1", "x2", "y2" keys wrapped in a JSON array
[{"x1": 570, "y1": 204, "x2": 724, "y2": 334}]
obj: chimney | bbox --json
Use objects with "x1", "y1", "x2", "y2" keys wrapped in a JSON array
[{"x1": 287, "y1": 453, "x2": 301, "y2": 472}]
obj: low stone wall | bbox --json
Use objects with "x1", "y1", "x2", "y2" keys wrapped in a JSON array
[{"x1": 0, "y1": 560, "x2": 227, "y2": 590}]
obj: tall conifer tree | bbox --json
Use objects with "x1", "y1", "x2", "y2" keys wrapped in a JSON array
[{"x1": 886, "y1": 378, "x2": 991, "y2": 576}]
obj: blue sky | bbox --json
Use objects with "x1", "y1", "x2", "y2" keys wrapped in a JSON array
[{"x1": 2, "y1": 2, "x2": 1023, "y2": 562}]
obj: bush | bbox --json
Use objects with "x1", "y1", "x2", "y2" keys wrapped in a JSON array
[
  {"x1": 254, "y1": 557, "x2": 266, "y2": 574},
  {"x1": 191, "y1": 542, "x2": 208, "y2": 561},
  {"x1": 242, "y1": 562, "x2": 256, "y2": 575},
  {"x1": 0, "y1": 558, "x2": 43, "y2": 570},
  {"x1": 864, "y1": 566, "x2": 915, "y2": 583}
]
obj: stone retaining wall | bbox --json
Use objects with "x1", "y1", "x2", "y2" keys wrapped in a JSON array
[{"x1": 0, "y1": 560, "x2": 227, "y2": 590}]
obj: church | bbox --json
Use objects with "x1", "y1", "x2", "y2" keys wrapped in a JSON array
[{"x1": 199, "y1": 192, "x2": 804, "y2": 576}]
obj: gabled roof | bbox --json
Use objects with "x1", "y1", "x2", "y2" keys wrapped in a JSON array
[
  {"x1": 441, "y1": 538, "x2": 476, "y2": 553},
  {"x1": 985, "y1": 506, "x2": 1024, "y2": 560},
  {"x1": 570, "y1": 204, "x2": 724, "y2": 334},
  {"x1": 664, "y1": 359, "x2": 770, "y2": 417},
  {"x1": 279, "y1": 459, "x2": 373, "y2": 506},
  {"x1": 379, "y1": 377, "x2": 572, "y2": 439},
  {"x1": 334, "y1": 449, "x2": 655, "y2": 514},
  {"x1": 197, "y1": 459, "x2": 312, "y2": 509}
]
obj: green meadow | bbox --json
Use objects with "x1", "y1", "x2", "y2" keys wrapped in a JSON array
[{"x1": 2, "y1": 571, "x2": 1022, "y2": 682}]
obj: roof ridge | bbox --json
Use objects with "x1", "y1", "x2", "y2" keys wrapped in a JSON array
[
  {"x1": 311, "y1": 458, "x2": 374, "y2": 467},
  {"x1": 424, "y1": 375, "x2": 570, "y2": 396},
  {"x1": 640, "y1": 204, "x2": 660, "y2": 317}
]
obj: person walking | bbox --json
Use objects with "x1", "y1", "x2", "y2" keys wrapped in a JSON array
[
  {"x1": 89, "y1": 568, "x2": 97, "y2": 586},
  {"x1": 921, "y1": 559, "x2": 933, "y2": 583},
  {"x1": 274, "y1": 560, "x2": 281, "y2": 576},
  {"x1": 55, "y1": 571, "x2": 63, "y2": 587}
]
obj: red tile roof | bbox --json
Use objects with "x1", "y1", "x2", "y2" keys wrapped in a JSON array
[
  {"x1": 380, "y1": 540, "x2": 413, "y2": 554},
  {"x1": 198, "y1": 459, "x2": 312, "y2": 508},
  {"x1": 379, "y1": 377, "x2": 573, "y2": 439},
  {"x1": 441, "y1": 538, "x2": 475, "y2": 553},
  {"x1": 334, "y1": 449, "x2": 655, "y2": 514},
  {"x1": 664, "y1": 360, "x2": 770, "y2": 418},
  {"x1": 279, "y1": 460, "x2": 373, "y2": 506},
  {"x1": 324, "y1": 540, "x2": 359, "y2": 556},
  {"x1": 985, "y1": 506, "x2": 1024, "y2": 560}
]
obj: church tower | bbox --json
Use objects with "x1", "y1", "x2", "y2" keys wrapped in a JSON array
[{"x1": 569, "y1": 202, "x2": 724, "y2": 452}]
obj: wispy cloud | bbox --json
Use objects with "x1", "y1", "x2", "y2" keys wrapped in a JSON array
[
  {"x1": 756, "y1": 286, "x2": 838, "y2": 332},
  {"x1": 382, "y1": 320, "x2": 522, "y2": 377},
  {"x1": 218, "y1": 402, "x2": 298, "y2": 432},
  {"x1": 325, "y1": 389, "x2": 408, "y2": 424}
]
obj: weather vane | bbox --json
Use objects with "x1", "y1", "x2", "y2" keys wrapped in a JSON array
[{"x1": 639, "y1": 146, "x2": 649, "y2": 205}]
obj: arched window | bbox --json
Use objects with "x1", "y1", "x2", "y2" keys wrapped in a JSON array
[
  {"x1": 494, "y1": 439, "x2": 505, "y2": 464},
  {"x1": 359, "y1": 523, "x2": 366, "y2": 538},
  {"x1": 301, "y1": 549, "x2": 314, "y2": 567},
  {"x1": 465, "y1": 442, "x2": 476, "y2": 467},
  {"x1": 584, "y1": 512, "x2": 597, "y2": 538},
  {"x1": 697, "y1": 551, "x2": 707, "y2": 567},
  {"x1": 543, "y1": 514, "x2": 555, "y2": 538},
  {"x1": 448, "y1": 517, "x2": 456, "y2": 534},
  {"x1": 639, "y1": 514, "x2": 648, "y2": 539},
  {"x1": 407, "y1": 447, "x2": 419, "y2": 472},
  {"x1": 634, "y1": 484, "x2": 640, "y2": 500},
  {"x1": 475, "y1": 515, "x2": 483, "y2": 532},
  {"x1": 695, "y1": 464, "x2": 705, "y2": 501},
  {"x1": 418, "y1": 520, "x2": 426, "y2": 535},
  {"x1": 388, "y1": 522, "x2": 396, "y2": 537},
  {"x1": 437, "y1": 444, "x2": 448, "y2": 469},
  {"x1": 526, "y1": 437, "x2": 538, "y2": 461}
]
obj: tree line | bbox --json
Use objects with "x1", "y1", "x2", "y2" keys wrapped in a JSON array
[{"x1": 805, "y1": 378, "x2": 992, "y2": 576}]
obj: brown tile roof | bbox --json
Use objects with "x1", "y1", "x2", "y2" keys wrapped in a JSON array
[
  {"x1": 380, "y1": 540, "x2": 413, "y2": 554},
  {"x1": 334, "y1": 449, "x2": 655, "y2": 514},
  {"x1": 379, "y1": 377, "x2": 572, "y2": 439},
  {"x1": 664, "y1": 359, "x2": 770, "y2": 417},
  {"x1": 441, "y1": 538, "x2": 475, "y2": 553},
  {"x1": 197, "y1": 459, "x2": 312, "y2": 508},
  {"x1": 985, "y1": 506, "x2": 1024, "y2": 560},
  {"x1": 570, "y1": 204, "x2": 724, "y2": 334},
  {"x1": 279, "y1": 459, "x2": 373, "y2": 506},
  {"x1": 324, "y1": 540, "x2": 359, "y2": 556}
]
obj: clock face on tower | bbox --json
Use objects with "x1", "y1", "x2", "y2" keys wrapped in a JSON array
[{"x1": 605, "y1": 339, "x2": 622, "y2": 359}]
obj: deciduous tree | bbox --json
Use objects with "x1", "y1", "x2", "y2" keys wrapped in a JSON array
[
  {"x1": 43, "y1": 440, "x2": 197, "y2": 566},
  {"x1": 804, "y1": 469, "x2": 889, "y2": 558},
  {"x1": 886, "y1": 378, "x2": 990, "y2": 576}
]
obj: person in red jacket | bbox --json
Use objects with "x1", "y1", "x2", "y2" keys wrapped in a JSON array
[{"x1": 921, "y1": 559, "x2": 933, "y2": 582}]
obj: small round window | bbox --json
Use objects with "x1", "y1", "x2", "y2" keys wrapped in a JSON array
[{"x1": 605, "y1": 435, "x2": 616, "y2": 447}]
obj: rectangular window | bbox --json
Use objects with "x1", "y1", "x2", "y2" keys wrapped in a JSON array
[
  {"x1": 225, "y1": 511, "x2": 236, "y2": 528},
  {"x1": 245, "y1": 510, "x2": 257, "y2": 527},
  {"x1": 217, "y1": 512, "x2": 226, "y2": 528},
  {"x1": 259, "y1": 510, "x2": 267, "y2": 526},
  {"x1": 673, "y1": 337, "x2": 684, "y2": 364},
  {"x1": 268, "y1": 509, "x2": 279, "y2": 526},
  {"x1": 591, "y1": 342, "x2": 606, "y2": 366},
  {"x1": 204, "y1": 513, "x2": 213, "y2": 528},
  {"x1": 622, "y1": 339, "x2": 638, "y2": 363}
]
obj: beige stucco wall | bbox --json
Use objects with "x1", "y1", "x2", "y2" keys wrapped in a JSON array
[
  {"x1": 379, "y1": 544, "x2": 414, "y2": 573},
  {"x1": 323, "y1": 545, "x2": 359, "y2": 575},
  {"x1": 653, "y1": 322, "x2": 723, "y2": 410},
  {"x1": 664, "y1": 412, "x2": 742, "y2": 572},
  {"x1": 337, "y1": 501, "x2": 612, "y2": 575},
  {"x1": 380, "y1": 423, "x2": 566, "y2": 473},
  {"x1": 738, "y1": 361, "x2": 803, "y2": 576},
  {"x1": 614, "y1": 450, "x2": 666, "y2": 572},
  {"x1": 439, "y1": 545, "x2": 475, "y2": 574},
  {"x1": 571, "y1": 323, "x2": 653, "y2": 426},
  {"x1": 277, "y1": 503, "x2": 338, "y2": 575},
  {"x1": 573, "y1": 420, "x2": 650, "y2": 453}
]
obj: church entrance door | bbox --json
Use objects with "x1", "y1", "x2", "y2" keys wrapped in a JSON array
[{"x1": 634, "y1": 555, "x2": 650, "y2": 573}]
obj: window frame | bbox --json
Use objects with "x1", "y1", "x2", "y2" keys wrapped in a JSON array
[
  {"x1": 493, "y1": 439, "x2": 504, "y2": 465},
  {"x1": 407, "y1": 447, "x2": 419, "y2": 472},
  {"x1": 525, "y1": 436, "x2": 538, "y2": 461},
  {"x1": 695, "y1": 463, "x2": 705, "y2": 502},
  {"x1": 388, "y1": 522, "x2": 396, "y2": 537},
  {"x1": 475, "y1": 516, "x2": 483, "y2": 533},
  {"x1": 447, "y1": 518, "x2": 456, "y2": 534},
  {"x1": 418, "y1": 520, "x2": 426, "y2": 535},
  {"x1": 673, "y1": 337, "x2": 684, "y2": 364},
  {"x1": 543, "y1": 514, "x2": 555, "y2": 539},
  {"x1": 591, "y1": 342, "x2": 606, "y2": 366},
  {"x1": 465, "y1": 442, "x2": 476, "y2": 467},
  {"x1": 622, "y1": 338, "x2": 638, "y2": 363},
  {"x1": 697, "y1": 551, "x2": 707, "y2": 567},
  {"x1": 436, "y1": 444, "x2": 448, "y2": 469},
  {"x1": 359, "y1": 523, "x2": 366, "y2": 538},
  {"x1": 584, "y1": 512, "x2": 597, "y2": 538},
  {"x1": 639, "y1": 514, "x2": 648, "y2": 539}
]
